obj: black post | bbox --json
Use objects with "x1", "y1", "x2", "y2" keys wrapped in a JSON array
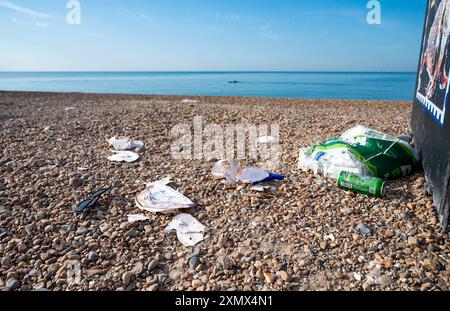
[{"x1": 411, "y1": 0, "x2": 450, "y2": 230}]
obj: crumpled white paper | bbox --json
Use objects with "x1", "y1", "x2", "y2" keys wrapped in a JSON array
[
  {"x1": 107, "y1": 150, "x2": 140, "y2": 163},
  {"x1": 127, "y1": 214, "x2": 150, "y2": 223},
  {"x1": 256, "y1": 136, "x2": 278, "y2": 144},
  {"x1": 108, "y1": 137, "x2": 144, "y2": 151},
  {"x1": 164, "y1": 213, "x2": 205, "y2": 246}
]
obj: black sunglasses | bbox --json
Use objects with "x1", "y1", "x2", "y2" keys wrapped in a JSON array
[{"x1": 74, "y1": 188, "x2": 110, "y2": 213}]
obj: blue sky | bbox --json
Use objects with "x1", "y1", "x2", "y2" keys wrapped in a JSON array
[{"x1": 0, "y1": 0, "x2": 427, "y2": 71}]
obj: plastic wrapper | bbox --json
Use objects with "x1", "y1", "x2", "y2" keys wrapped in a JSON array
[
  {"x1": 164, "y1": 213, "x2": 205, "y2": 246},
  {"x1": 108, "y1": 137, "x2": 144, "y2": 151},
  {"x1": 298, "y1": 125, "x2": 418, "y2": 179},
  {"x1": 136, "y1": 181, "x2": 195, "y2": 213}
]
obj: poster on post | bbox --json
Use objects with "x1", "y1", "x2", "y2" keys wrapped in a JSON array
[{"x1": 412, "y1": 0, "x2": 450, "y2": 229}]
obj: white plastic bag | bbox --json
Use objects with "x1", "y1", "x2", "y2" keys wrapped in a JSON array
[
  {"x1": 108, "y1": 137, "x2": 144, "y2": 151},
  {"x1": 298, "y1": 147, "x2": 371, "y2": 179}
]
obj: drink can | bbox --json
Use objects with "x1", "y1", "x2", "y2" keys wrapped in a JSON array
[{"x1": 337, "y1": 171, "x2": 385, "y2": 197}]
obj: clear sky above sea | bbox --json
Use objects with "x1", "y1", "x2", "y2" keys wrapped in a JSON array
[{"x1": 0, "y1": 0, "x2": 427, "y2": 72}]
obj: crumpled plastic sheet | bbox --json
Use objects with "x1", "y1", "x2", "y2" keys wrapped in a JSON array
[
  {"x1": 136, "y1": 180, "x2": 195, "y2": 213},
  {"x1": 108, "y1": 137, "x2": 144, "y2": 151},
  {"x1": 107, "y1": 150, "x2": 140, "y2": 163},
  {"x1": 211, "y1": 160, "x2": 276, "y2": 185},
  {"x1": 164, "y1": 213, "x2": 206, "y2": 247}
]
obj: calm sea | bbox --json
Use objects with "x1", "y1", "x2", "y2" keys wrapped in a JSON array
[{"x1": 0, "y1": 72, "x2": 417, "y2": 100}]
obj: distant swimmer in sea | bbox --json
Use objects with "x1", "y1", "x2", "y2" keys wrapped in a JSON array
[{"x1": 228, "y1": 80, "x2": 240, "y2": 84}]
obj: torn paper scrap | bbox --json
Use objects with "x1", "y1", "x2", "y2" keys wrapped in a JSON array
[
  {"x1": 164, "y1": 213, "x2": 205, "y2": 247},
  {"x1": 127, "y1": 214, "x2": 150, "y2": 223}
]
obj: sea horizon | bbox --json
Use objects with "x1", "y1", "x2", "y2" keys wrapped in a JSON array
[
  {"x1": 0, "y1": 70, "x2": 417, "y2": 73},
  {"x1": 0, "y1": 71, "x2": 417, "y2": 101}
]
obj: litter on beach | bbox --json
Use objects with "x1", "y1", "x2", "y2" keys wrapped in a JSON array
[
  {"x1": 39, "y1": 164, "x2": 58, "y2": 171},
  {"x1": 127, "y1": 214, "x2": 150, "y2": 223},
  {"x1": 257, "y1": 136, "x2": 278, "y2": 144},
  {"x1": 108, "y1": 137, "x2": 144, "y2": 151},
  {"x1": 337, "y1": 171, "x2": 386, "y2": 197},
  {"x1": 238, "y1": 167, "x2": 270, "y2": 183},
  {"x1": 298, "y1": 125, "x2": 419, "y2": 179},
  {"x1": 74, "y1": 188, "x2": 110, "y2": 214},
  {"x1": 250, "y1": 184, "x2": 268, "y2": 192},
  {"x1": 211, "y1": 159, "x2": 241, "y2": 184},
  {"x1": 65, "y1": 107, "x2": 76, "y2": 111},
  {"x1": 181, "y1": 99, "x2": 198, "y2": 104},
  {"x1": 211, "y1": 159, "x2": 285, "y2": 185},
  {"x1": 107, "y1": 150, "x2": 140, "y2": 163},
  {"x1": 136, "y1": 181, "x2": 195, "y2": 213},
  {"x1": 164, "y1": 213, "x2": 205, "y2": 247},
  {"x1": 324, "y1": 234, "x2": 336, "y2": 241},
  {"x1": 152, "y1": 176, "x2": 172, "y2": 186}
]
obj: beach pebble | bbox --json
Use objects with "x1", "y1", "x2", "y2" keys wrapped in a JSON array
[
  {"x1": 189, "y1": 256, "x2": 201, "y2": 270},
  {"x1": 278, "y1": 271, "x2": 290, "y2": 282},
  {"x1": 122, "y1": 272, "x2": 133, "y2": 286},
  {"x1": 61, "y1": 225, "x2": 72, "y2": 233},
  {"x1": 147, "y1": 260, "x2": 159, "y2": 272},
  {"x1": 132, "y1": 262, "x2": 144, "y2": 275},
  {"x1": 191, "y1": 279, "x2": 204, "y2": 289},
  {"x1": 407, "y1": 236, "x2": 419, "y2": 247},
  {"x1": 6, "y1": 277, "x2": 20, "y2": 290},
  {"x1": 357, "y1": 223, "x2": 372, "y2": 236},
  {"x1": 69, "y1": 177, "x2": 83, "y2": 189},
  {"x1": 380, "y1": 275, "x2": 393, "y2": 287},
  {"x1": 28, "y1": 269, "x2": 39, "y2": 278},
  {"x1": 88, "y1": 251, "x2": 99, "y2": 262},
  {"x1": 263, "y1": 272, "x2": 276, "y2": 284},
  {"x1": 147, "y1": 283, "x2": 159, "y2": 291}
]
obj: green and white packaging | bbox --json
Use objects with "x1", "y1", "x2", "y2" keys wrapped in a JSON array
[{"x1": 298, "y1": 125, "x2": 419, "y2": 179}]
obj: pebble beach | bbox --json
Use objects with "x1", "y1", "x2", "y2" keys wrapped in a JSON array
[{"x1": 0, "y1": 91, "x2": 449, "y2": 291}]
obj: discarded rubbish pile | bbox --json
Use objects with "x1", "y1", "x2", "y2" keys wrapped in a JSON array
[
  {"x1": 298, "y1": 125, "x2": 419, "y2": 180},
  {"x1": 211, "y1": 159, "x2": 285, "y2": 186}
]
